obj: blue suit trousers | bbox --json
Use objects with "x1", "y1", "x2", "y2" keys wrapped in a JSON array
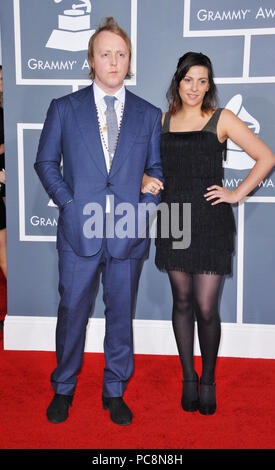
[{"x1": 51, "y1": 238, "x2": 143, "y2": 398}]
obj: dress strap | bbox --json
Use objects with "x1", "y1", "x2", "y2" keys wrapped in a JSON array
[
  {"x1": 162, "y1": 112, "x2": 171, "y2": 133},
  {"x1": 203, "y1": 108, "x2": 227, "y2": 160},
  {"x1": 202, "y1": 108, "x2": 223, "y2": 134}
]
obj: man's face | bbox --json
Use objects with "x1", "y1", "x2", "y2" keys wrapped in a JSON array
[{"x1": 91, "y1": 30, "x2": 130, "y2": 94}]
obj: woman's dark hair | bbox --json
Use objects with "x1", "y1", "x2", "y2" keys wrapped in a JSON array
[{"x1": 166, "y1": 52, "x2": 217, "y2": 115}]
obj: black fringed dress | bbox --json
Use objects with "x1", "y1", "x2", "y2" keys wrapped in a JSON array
[{"x1": 155, "y1": 108, "x2": 236, "y2": 275}]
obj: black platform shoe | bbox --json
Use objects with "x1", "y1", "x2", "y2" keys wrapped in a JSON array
[
  {"x1": 199, "y1": 382, "x2": 216, "y2": 415},
  {"x1": 181, "y1": 373, "x2": 199, "y2": 412}
]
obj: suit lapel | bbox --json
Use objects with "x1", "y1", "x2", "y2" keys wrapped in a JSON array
[
  {"x1": 69, "y1": 85, "x2": 108, "y2": 177},
  {"x1": 69, "y1": 86, "x2": 144, "y2": 179},
  {"x1": 110, "y1": 89, "x2": 144, "y2": 178}
]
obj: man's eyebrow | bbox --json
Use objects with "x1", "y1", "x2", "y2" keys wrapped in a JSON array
[{"x1": 98, "y1": 48, "x2": 128, "y2": 53}]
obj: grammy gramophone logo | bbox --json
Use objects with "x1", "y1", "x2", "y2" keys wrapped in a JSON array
[
  {"x1": 224, "y1": 94, "x2": 259, "y2": 170},
  {"x1": 46, "y1": 0, "x2": 95, "y2": 52}
]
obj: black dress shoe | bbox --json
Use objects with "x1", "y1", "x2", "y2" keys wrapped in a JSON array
[
  {"x1": 199, "y1": 382, "x2": 216, "y2": 415},
  {"x1": 181, "y1": 373, "x2": 199, "y2": 412},
  {"x1": 46, "y1": 393, "x2": 73, "y2": 423},
  {"x1": 102, "y1": 396, "x2": 132, "y2": 426}
]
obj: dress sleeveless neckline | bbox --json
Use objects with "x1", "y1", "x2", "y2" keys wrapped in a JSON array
[{"x1": 163, "y1": 108, "x2": 222, "y2": 135}]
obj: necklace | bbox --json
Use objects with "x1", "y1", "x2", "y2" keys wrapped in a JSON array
[{"x1": 95, "y1": 103, "x2": 124, "y2": 160}]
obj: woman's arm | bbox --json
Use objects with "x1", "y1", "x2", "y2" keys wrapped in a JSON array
[
  {"x1": 205, "y1": 109, "x2": 275, "y2": 205},
  {"x1": 141, "y1": 173, "x2": 164, "y2": 194}
]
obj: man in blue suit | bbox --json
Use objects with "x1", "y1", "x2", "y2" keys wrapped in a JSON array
[{"x1": 35, "y1": 17, "x2": 163, "y2": 425}]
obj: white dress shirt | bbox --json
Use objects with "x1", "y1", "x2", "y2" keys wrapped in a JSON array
[{"x1": 93, "y1": 82, "x2": 125, "y2": 212}]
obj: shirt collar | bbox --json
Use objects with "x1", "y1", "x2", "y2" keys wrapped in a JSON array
[{"x1": 93, "y1": 81, "x2": 125, "y2": 106}]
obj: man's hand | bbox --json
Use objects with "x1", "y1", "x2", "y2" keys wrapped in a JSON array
[{"x1": 0, "y1": 170, "x2": 5, "y2": 185}]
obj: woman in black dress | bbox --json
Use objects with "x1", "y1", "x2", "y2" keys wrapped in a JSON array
[{"x1": 142, "y1": 52, "x2": 275, "y2": 415}]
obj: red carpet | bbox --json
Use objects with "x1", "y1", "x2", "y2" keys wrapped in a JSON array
[{"x1": 0, "y1": 330, "x2": 275, "y2": 452}]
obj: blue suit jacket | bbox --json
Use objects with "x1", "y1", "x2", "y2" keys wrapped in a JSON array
[{"x1": 35, "y1": 85, "x2": 163, "y2": 258}]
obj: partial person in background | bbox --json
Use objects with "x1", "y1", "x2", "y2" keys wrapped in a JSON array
[
  {"x1": 0, "y1": 65, "x2": 7, "y2": 332},
  {"x1": 142, "y1": 52, "x2": 275, "y2": 415},
  {"x1": 35, "y1": 18, "x2": 163, "y2": 426}
]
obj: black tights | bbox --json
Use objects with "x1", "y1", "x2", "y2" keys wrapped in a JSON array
[{"x1": 168, "y1": 270, "x2": 223, "y2": 384}]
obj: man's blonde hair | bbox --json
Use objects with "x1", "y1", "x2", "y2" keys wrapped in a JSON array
[{"x1": 88, "y1": 17, "x2": 132, "y2": 80}]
